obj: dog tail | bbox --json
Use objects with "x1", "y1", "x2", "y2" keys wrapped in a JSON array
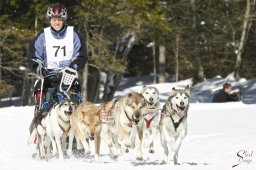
[{"x1": 27, "y1": 128, "x2": 38, "y2": 145}]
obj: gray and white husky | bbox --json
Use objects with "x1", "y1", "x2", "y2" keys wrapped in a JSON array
[
  {"x1": 159, "y1": 85, "x2": 190, "y2": 165},
  {"x1": 28, "y1": 99, "x2": 76, "y2": 160},
  {"x1": 141, "y1": 85, "x2": 161, "y2": 154}
]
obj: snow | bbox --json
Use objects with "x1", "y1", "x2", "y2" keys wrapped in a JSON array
[{"x1": 0, "y1": 76, "x2": 256, "y2": 170}]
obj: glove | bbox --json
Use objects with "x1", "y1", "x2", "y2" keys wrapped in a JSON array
[
  {"x1": 69, "y1": 61, "x2": 78, "y2": 70},
  {"x1": 69, "y1": 57, "x2": 87, "y2": 71},
  {"x1": 41, "y1": 67, "x2": 49, "y2": 76}
]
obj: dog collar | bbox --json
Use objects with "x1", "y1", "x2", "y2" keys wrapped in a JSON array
[
  {"x1": 124, "y1": 111, "x2": 133, "y2": 127},
  {"x1": 57, "y1": 115, "x2": 71, "y2": 135}
]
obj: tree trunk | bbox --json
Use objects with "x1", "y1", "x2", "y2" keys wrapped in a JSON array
[
  {"x1": 152, "y1": 41, "x2": 157, "y2": 84},
  {"x1": 81, "y1": 23, "x2": 89, "y2": 101},
  {"x1": 175, "y1": 32, "x2": 180, "y2": 82},
  {"x1": 86, "y1": 64, "x2": 100, "y2": 102},
  {"x1": 159, "y1": 45, "x2": 166, "y2": 83},
  {"x1": 191, "y1": 0, "x2": 204, "y2": 81},
  {"x1": 234, "y1": 0, "x2": 254, "y2": 80},
  {"x1": 34, "y1": 0, "x2": 38, "y2": 36}
]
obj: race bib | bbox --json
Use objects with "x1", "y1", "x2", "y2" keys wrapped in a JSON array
[{"x1": 44, "y1": 26, "x2": 74, "y2": 69}]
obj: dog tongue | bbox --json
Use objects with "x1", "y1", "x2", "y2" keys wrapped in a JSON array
[
  {"x1": 66, "y1": 111, "x2": 72, "y2": 116},
  {"x1": 179, "y1": 107, "x2": 185, "y2": 111}
]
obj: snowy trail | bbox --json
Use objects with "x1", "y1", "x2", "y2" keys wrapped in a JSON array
[{"x1": 0, "y1": 103, "x2": 256, "y2": 170}]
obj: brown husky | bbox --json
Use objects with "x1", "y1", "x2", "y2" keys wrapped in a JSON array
[
  {"x1": 111, "y1": 92, "x2": 147, "y2": 161},
  {"x1": 67, "y1": 101, "x2": 101, "y2": 157}
]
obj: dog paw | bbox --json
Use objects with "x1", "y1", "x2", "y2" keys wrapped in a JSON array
[
  {"x1": 107, "y1": 143, "x2": 113, "y2": 147},
  {"x1": 125, "y1": 148, "x2": 129, "y2": 153},
  {"x1": 136, "y1": 157, "x2": 143, "y2": 161},
  {"x1": 66, "y1": 149, "x2": 72, "y2": 157},
  {"x1": 149, "y1": 149, "x2": 155, "y2": 154},
  {"x1": 111, "y1": 155, "x2": 118, "y2": 160},
  {"x1": 174, "y1": 162, "x2": 180, "y2": 165},
  {"x1": 160, "y1": 160, "x2": 167, "y2": 165},
  {"x1": 84, "y1": 149, "x2": 91, "y2": 155},
  {"x1": 94, "y1": 155, "x2": 100, "y2": 163},
  {"x1": 40, "y1": 156, "x2": 46, "y2": 160}
]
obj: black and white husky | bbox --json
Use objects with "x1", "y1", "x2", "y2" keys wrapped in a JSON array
[{"x1": 159, "y1": 85, "x2": 190, "y2": 165}]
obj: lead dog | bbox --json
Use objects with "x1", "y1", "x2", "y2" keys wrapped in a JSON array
[
  {"x1": 141, "y1": 85, "x2": 161, "y2": 153},
  {"x1": 159, "y1": 85, "x2": 190, "y2": 165},
  {"x1": 111, "y1": 92, "x2": 147, "y2": 161}
]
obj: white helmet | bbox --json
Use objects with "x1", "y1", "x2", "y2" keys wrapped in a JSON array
[{"x1": 46, "y1": 4, "x2": 67, "y2": 20}]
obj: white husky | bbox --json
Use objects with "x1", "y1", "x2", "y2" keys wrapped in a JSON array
[
  {"x1": 141, "y1": 85, "x2": 161, "y2": 154},
  {"x1": 159, "y1": 85, "x2": 190, "y2": 165}
]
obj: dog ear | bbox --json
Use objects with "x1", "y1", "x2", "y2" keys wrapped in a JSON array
[
  {"x1": 185, "y1": 84, "x2": 190, "y2": 96},
  {"x1": 81, "y1": 111, "x2": 86, "y2": 116},
  {"x1": 141, "y1": 85, "x2": 147, "y2": 93},
  {"x1": 128, "y1": 93, "x2": 133, "y2": 98},
  {"x1": 185, "y1": 84, "x2": 190, "y2": 90},
  {"x1": 170, "y1": 87, "x2": 176, "y2": 96}
]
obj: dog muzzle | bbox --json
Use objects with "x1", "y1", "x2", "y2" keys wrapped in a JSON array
[
  {"x1": 132, "y1": 115, "x2": 141, "y2": 125},
  {"x1": 176, "y1": 104, "x2": 186, "y2": 112},
  {"x1": 64, "y1": 111, "x2": 73, "y2": 116}
]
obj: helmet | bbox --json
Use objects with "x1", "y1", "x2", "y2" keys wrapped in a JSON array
[{"x1": 46, "y1": 4, "x2": 67, "y2": 20}]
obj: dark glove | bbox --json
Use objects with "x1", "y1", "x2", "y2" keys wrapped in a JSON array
[
  {"x1": 42, "y1": 67, "x2": 49, "y2": 76},
  {"x1": 69, "y1": 57, "x2": 87, "y2": 71}
]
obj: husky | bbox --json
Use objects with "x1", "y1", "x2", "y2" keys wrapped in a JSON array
[
  {"x1": 94, "y1": 100, "x2": 120, "y2": 162},
  {"x1": 111, "y1": 92, "x2": 147, "y2": 161},
  {"x1": 159, "y1": 85, "x2": 190, "y2": 165},
  {"x1": 67, "y1": 101, "x2": 101, "y2": 157},
  {"x1": 45, "y1": 99, "x2": 76, "y2": 160},
  {"x1": 28, "y1": 99, "x2": 76, "y2": 160},
  {"x1": 27, "y1": 110, "x2": 51, "y2": 159},
  {"x1": 141, "y1": 85, "x2": 161, "y2": 154}
]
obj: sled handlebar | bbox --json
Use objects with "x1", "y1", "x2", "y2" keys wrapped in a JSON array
[{"x1": 31, "y1": 59, "x2": 74, "y2": 78}]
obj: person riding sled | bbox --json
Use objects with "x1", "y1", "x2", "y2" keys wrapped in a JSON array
[{"x1": 29, "y1": 3, "x2": 87, "y2": 115}]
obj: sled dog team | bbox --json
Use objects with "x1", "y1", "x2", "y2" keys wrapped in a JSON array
[{"x1": 28, "y1": 85, "x2": 190, "y2": 165}]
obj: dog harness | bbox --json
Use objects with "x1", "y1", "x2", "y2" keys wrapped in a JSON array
[
  {"x1": 144, "y1": 115, "x2": 155, "y2": 129},
  {"x1": 144, "y1": 110, "x2": 159, "y2": 128},
  {"x1": 143, "y1": 104, "x2": 160, "y2": 128},
  {"x1": 170, "y1": 115, "x2": 185, "y2": 132},
  {"x1": 99, "y1": 99, "x2": 118, "y2": 123},
  {"x1": 57, "y1": 114, "x2": 71, "y2": 135},
  {"x1": 161, "y1": 104, "x2": 186, "y2": 132}
]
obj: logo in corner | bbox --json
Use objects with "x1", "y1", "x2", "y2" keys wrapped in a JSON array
[{"x1": 232, "y1": 150, "x2": 253, "y2": 168}]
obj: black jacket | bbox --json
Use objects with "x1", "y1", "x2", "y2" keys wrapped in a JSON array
[{"x1": 212, "y1": 89, "x2": 238, "y2": 103}]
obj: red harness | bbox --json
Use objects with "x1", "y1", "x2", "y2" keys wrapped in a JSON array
[{"x1": 144, "y1": 112, "x2": 158, "y2": 128}]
